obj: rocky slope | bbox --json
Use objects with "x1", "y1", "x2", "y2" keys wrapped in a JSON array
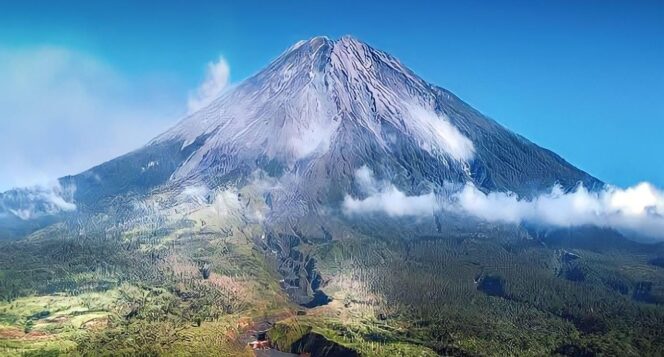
[{"x1": 1, "y1": 35, "x2": 602, "y2": 237}]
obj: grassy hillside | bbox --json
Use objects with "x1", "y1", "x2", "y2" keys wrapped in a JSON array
[{"x1": 1, "y1": 211, "x2": 663, "y2": 356}]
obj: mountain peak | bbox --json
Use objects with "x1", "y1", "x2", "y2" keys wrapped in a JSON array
[
  {"x1": 291, "y1": 34, "x2": 364, "y2": 49},
  {"x1": 330, "y1": 35, "x2": 374, "y2": 66},
  {"x1": 337, "y1": 34, "x2": 366, "y2": 46},
  {"x1": 286, "y1": 35, "x2": 331, "y2": 53},
  {"x1": 280, "y1": 35, "x2": 390, "y2": 75}
]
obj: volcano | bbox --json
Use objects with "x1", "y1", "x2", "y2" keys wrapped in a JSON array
[{"x1": 2, "y1": 36, "x2": 600, "y2": 221}]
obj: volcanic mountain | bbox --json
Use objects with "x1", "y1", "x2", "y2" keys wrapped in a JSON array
[
  {"x1": 4, "y1": 36, "x2": 664, "y2": 357},
  {"x1": 1, "y1": 35, "x2": 601, "y2": 235}
]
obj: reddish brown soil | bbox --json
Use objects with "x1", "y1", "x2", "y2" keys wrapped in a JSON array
[{"x1": 0, "y1": 327, "x2": 53, "y2": 340}]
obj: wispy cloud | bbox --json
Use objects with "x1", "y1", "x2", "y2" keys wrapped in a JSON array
[
  {"x1": 187, "y1": 56, "x2": 230, "y2": 114},
  {"x1": 179, "y1": 184, "x2": 210, "y2": 205},
  {"x1": 404, "y1": 103, "x2": 475, "y2": 161},
  {"x1": 1, "y1": 181, "x2": 76, "y2": 220},
  {"x1": 342, "y1": 166, "x2": 439, "y2": 217},
  {"x1": 0, "y1": 46, "x2": 182, "y2": 191}
]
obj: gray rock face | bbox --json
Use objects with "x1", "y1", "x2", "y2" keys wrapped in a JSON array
[
  {"x1": 1, "y1": 35, "x2": 601, "y2": 232},
  {"x1": 150, "y1": 35, "x2": 600, "y2": 207}
]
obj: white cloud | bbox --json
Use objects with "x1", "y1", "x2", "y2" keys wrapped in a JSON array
[
  {"x1": 2, "y1": 181, "x2": 76, "y2": 220},
  {"x1": 187, "y1": 56, "x2": 230, "y2": 114},
  {"x1": 354, "y1": 166, "x2": 379, "y2": 194},
  {"x1": 404, "y1": 103, "x2": 475, "y2": 162},
  {"x1": 180, "y1": 184, "x2": 210, "y2": 204},
  {"x1": 453, "y1": 182, "x2": 664, "y2": 239},
  {"x1": 344, "y1": 187, "x2": 438, "y2": 217},
  {"x1": 211, "y1": 189, "x2": 242, "y2": 217},
  {"x1": 0, "y1": 46, "x2": 182, "y2": 191},
  {"x1": 342, "y1": 166, "x2": 664, "y2": 240},
  {"x1": 342, "y1": 166, "x2": 439, "y2": 217}
]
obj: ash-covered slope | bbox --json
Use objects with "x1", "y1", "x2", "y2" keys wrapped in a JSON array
[
  {"x1": 1, "y1": 35, "x2": 601, "y2": 227},
  {"x1": 151, "y1": 35, "x2": 600, "y2": 202}
]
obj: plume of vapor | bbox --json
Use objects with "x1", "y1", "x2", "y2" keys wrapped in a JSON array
[{"x1": 187, "y1": 56, "x2": 230, "y2": 114}]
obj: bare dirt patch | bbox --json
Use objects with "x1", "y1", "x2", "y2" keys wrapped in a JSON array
[
  {"x1": 0, "y1": 326, "x2": 24, "y2": 339},
  {"x1": 81, "y1": 316, "x2": 109, "y2": 331},
  {"x1": 0, "y1": 327, "x2": 53, "y2": 340}
]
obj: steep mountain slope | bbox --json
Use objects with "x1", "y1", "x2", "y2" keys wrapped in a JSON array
[
  {"x1": 1, "y1": 35, "x2": 601, "y2": 233},
  {"x1": 152, "y1": 35, "x2": 600, "y2": 199}
]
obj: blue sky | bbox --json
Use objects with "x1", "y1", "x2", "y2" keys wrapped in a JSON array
[{"x1": 0, "y1": 0, "x2": 662, "y2": 190}]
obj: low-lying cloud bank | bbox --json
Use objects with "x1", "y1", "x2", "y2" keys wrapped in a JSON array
[
  {"x1": 342, "y1": 166, "x2": 438, "y2": 217},
  {"x1": 0, "y1": 182, "x2": 76, "y2": 220},
  {"x1": 455, "y1": 182, "x2": 664, "y2": 239},
  {"x1": 343, "y1": 166, "x2": 664, "y2": 239}
]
